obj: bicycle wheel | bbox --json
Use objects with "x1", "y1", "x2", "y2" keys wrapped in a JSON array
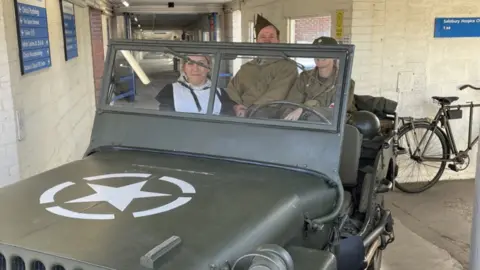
[{"x1": 395, "y1": 121, "x2": 448, "y2": 193}]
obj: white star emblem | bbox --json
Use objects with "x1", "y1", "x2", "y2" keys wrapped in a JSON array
[
  {"x1": 66, "y1": 181, "x2": 171, "y2": 211},
  {"x1": 40, "y1": 173, "x2": 196, "y2": 220}
]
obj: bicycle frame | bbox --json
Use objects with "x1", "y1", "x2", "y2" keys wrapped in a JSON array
[{"x1": 402, "y1": 101, "x2": 480, "y2": 162}]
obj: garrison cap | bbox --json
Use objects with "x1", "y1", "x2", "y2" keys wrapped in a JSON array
[{"x1": 254, "y1": 14, "x2": 279, "y2": 36}]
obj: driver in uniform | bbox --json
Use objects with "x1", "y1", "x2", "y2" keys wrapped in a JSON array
[
  {"x1": 225, "y1": 14, "x2": 298, "y2": 117},
  {"x1": 282, "y1": 36, "x2": 357, "y2": 122}
]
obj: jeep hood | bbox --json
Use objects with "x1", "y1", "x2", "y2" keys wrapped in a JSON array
[{"x1": 0, "y1": 150, "x2": 336, "y2": 270}]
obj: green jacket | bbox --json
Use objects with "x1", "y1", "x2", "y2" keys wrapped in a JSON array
[
  {"x1": 285, "y1": 67, "x2": 356, "y2": 116},
  {"x1": 226, "y1": 58, "x2": 298, "y2": 106}
]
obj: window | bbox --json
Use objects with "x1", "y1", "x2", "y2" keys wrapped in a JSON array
[
  {"x1": 104, "y1": 45, "x2": 345, "y2": 129},
  {"x1": 107, "y1": 50, "x2": 217, "y2": 115},
  {"x1": 215, "y1": 53, "x2": 340, "y2": 126},
  {"x1": 288, "y1": 16, "x2": 332, "y2": 44},
  {"x1": 288, "y1": 16, "x2": 332, "y2": 72}
]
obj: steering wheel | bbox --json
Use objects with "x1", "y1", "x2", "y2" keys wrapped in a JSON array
[{"x1": 246, "y1": 100, "x2": 332, "y2": 124}]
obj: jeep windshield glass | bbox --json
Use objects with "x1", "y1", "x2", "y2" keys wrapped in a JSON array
[{"x1": 104, "y1": 44, "x2": 348, "y2": 129}]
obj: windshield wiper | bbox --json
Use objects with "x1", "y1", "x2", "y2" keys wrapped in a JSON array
[
  {"x1": 164, "y1": 46, "x2": 211, "y2": 70},
  {"x1": 278, "y1": 51, "x2": 307, "y2": 73}
]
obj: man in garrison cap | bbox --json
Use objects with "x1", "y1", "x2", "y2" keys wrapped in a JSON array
[
  {"x1": 226, "y1": 14, "x2": 298, "y2": 117},
  {"x1": 282, "y1": 36, "x2": 357, "y2": 121}
]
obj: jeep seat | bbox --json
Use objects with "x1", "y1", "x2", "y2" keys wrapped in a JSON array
[
  {"x1": 339, "y1": 124, "x2": 362, "y2": 214},
  {"x1": 339, "y1": 124, "x2": 363, "y2": 188}
]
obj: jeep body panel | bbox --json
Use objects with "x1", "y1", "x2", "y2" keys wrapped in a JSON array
[{"x1": 0, "y1": 150, "x2": 336, "y2": 270}]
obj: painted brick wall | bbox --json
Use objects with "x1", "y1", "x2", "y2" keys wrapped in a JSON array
[
  {"x1": 350, "y1": 0, "x2": 480, "y2": 180},
  {"x1": 0, "y1": 0, "x2": 20, "y2": 187},
  {"x1": 1, "y1": 0, "x2": 97, "y2": 180},
  {"x1": 90, "y1": 9, "x2": 105, "y2": 104},
  {"x1": 294, "y1": 16, "x2": 331, "y2": 42}
]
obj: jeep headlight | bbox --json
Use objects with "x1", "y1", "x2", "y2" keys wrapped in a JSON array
[{"x1": 233, "y1": 244, "x2": 294, "y2": 270}]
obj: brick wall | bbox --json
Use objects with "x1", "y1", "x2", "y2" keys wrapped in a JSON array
[
  {"x1": 294, "y1": 16, "x2": 331, "y2": 42},
  {"x1": 90, "y1": 9, "x2": 105, "y2": 104}
]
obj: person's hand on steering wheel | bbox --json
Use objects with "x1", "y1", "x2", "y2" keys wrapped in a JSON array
[
  {"x1": 233, "y1": 104, "x2": 247, "y2": 117},
  {"x1": 284, "y1": 108, "x2": 303, "y2": 121}
]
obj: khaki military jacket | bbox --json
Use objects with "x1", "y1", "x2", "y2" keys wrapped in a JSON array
[
  {"x1": 285, "y1": 67, "x2": 356, "y2": 114},
  {"x1": 226, "y1": 58, "x2": 298, "y2": 106}
]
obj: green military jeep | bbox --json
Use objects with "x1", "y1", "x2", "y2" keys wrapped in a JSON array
[{"x1": 0, "y1": 40, "x2": 396, "y2": 270}]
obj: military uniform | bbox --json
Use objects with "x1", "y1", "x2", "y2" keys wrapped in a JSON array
[
  {"x1": 284, "y1": 36, "x2": 356, "y2": 121},
  {"x1": 225, "y1": 14, "x2": 298, "y2": 107},
  {"x1": 226, "y1": 58, "x2": 298, "y2": 106},
  {"x1": 285, "y1": 66, "x2": 356, "y2": 113}
]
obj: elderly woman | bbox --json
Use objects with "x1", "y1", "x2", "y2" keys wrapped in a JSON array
[{"x1": 155, "y1": 55, "x2": 235, "y2": 115}]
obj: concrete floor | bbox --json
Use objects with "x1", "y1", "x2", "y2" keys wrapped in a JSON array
[{"x1": 381, "y1": 179, "x2": 474, "y2": 270}]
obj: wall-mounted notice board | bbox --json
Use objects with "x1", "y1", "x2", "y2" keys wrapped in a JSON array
[
  {"x1": 434, "y1": 17, "x2": 480, "y2": 38},
  {"x1": 14, "y1": 0, "x2": 52, "y2": 75},
  {"x1": 61, "y1": 0, "x2": 78, "y2": 60}
]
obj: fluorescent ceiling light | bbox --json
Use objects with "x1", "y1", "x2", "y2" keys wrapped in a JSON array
[
  {"x1": 134, "y1": 16, "x2": 138, "y2": 22},
  {"x1": 138, "y1": 24, "x2": 141, "y2": 28},
  {"x1": 122, "y1": 0, "x2": 129, "y2": 7}
]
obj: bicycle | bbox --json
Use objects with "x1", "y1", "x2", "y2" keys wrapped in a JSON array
[{"x1": 393, "y1": 84, "x2": 480, "y2": 193}]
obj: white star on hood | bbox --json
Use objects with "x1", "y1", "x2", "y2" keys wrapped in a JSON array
[{"x1": 66, "y1": 181, "x2": 171, "y2": 211}]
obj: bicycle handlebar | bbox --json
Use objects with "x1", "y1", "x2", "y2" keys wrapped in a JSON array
[{"x1": 459, "y1": 84, "x2": 480, "y2": 91}]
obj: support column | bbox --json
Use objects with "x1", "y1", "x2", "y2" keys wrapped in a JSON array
[
  {"x1": 89, "y1": 8, "x2": 105, "y2": 104},
  {"x1": 469, "y1": 143, "x2": 480, "y2": 269}
]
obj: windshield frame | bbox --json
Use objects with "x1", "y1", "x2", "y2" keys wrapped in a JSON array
[{"x1": 100, "y1": 39, "x2": 355, "y2": 133}]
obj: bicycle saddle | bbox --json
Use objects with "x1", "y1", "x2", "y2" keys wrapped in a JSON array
[{"x1": 432, "y1": 96, "x2": 459, "y2": 105}]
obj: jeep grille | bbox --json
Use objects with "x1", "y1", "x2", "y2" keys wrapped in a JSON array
[
  {"x1": 0, "y1": 244, "x2": 108, "y2": 270},
  {"x1": 0, "y1": 254, "x2": 67, "y2": 270}
]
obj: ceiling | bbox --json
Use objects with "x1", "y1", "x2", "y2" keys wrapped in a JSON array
[
  {"x1": 109, "y1": 0, "x2": 231, "y2": 8},
  {"x1": 131, "y1": 13, "x2": 205, "y2": 30},
  {"x1": 109, "y1": 0, "x2": 229, "y2": 14}
]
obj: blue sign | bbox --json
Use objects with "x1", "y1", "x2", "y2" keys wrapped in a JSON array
[
  {"x1": 22, "y1": 47, "x2": 50, "y2": 62},
  {"x1": 14, "y1": 0, "x2": 51, "y2": 75},
  {"x1": 434, "y1": 17, "x2": 480, "y2": 38},
  {"x1": 61, "y1": 0, "x2": 78, "y2": 60},
  {"x1": 66, "y1": 43, "x2": 78, "y2": 59},
  {"x1": 17, "y1": 3, "x2": 47, "y2": 17},
  {"x1": 20, "y1": 27, "x2": 49, "y2": 38},
  {"x1": 23, "y1": 58, "x2": 51, "y2": 73},
  {"x1": 19, "y1": 16, "x2": 47, "y2": 27},
  {"x1": 20, "y1": 38, "x2": 49, "y2": 50}
]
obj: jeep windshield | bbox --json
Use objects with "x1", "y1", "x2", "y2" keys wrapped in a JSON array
[{"x1": 101, "y1": 40, "x2": 353, "y2": 132}]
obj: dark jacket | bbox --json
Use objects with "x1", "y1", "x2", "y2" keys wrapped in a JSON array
[{"x1": 354, "y1": 95, "x2": 398, "y2": 119}]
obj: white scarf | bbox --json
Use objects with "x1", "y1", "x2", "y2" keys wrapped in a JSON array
[{"x1": 172, "y1": 73, "x2": 222, "y2": 114}]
